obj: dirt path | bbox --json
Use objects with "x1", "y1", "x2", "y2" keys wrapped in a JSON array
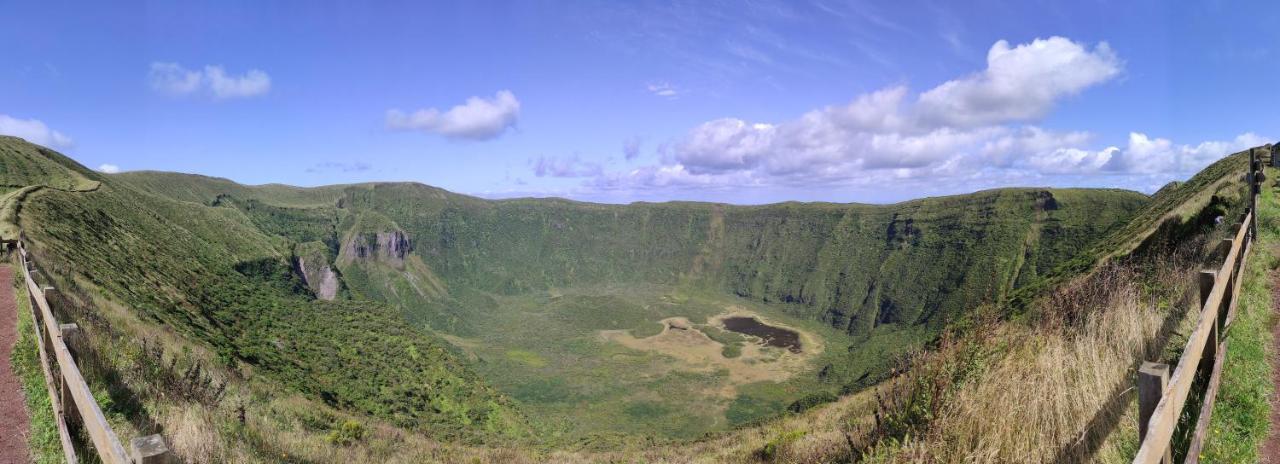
[
  {"x1": 1264, "y1": 264, "x2": 1280, "y2": 462},
  {"x1": 0, "y1": 264, "x2": 31, "y2": 462}
]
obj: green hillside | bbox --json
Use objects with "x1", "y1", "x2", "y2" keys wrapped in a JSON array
[
  {"x1": 93, "y1": 140, "x2": 1151, "y2": 439},
  {"x1": 1, "y1": 134, "x2": 1183, "y2": 449},
  {"x1": 126, "y1": 176, "x2": 1148, "y2": 336},
  {"x1": 1, "y1": 138, "x2": 525, "y2": 442}
]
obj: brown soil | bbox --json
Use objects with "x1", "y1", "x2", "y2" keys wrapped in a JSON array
[
  {"x1": 1265, "y1": 265, "x2": 1280, "y2": 463},
  {"x1": 0, "y1": 264, "x2": 31, "y2": 462}
]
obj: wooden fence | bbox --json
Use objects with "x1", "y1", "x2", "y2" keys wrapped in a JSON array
[
  {"x1": 14, "y1": 239, "x2": 173, "y2": 464},
  {"x1": 1132, "y1": 148, "x2": 1266, "y2": 464}
]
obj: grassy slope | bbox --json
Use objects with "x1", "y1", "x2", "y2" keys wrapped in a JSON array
[
  {"x1": 0, "y1": 135, "x2": 100, "y2": 239},
  {"x1": 1009, "y1": 147, "x2": 1251, "y2": 316},
  {"x1": 1202, "y1": 166, "x2": 1279, "y2": 462},
  {"x1": 1, "y1": 139, "x2": 524, "y2": 443}
]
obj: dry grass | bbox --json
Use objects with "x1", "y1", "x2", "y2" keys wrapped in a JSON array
[{"x1": 857, "y1": 242, "x2": 1208, "y2": 463}]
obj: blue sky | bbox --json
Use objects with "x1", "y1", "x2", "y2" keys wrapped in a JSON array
[{"x1": 2, "y1": 1, "x2": 1278, "y2": 204}]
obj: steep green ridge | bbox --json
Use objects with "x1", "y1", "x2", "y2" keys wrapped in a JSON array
[
  {"x1": 1009, "y1": 147, "x2": 1254, "y2": 314},
  {"x1": 0, "y1": 135, "x2": 99, "y2": 192},
  {"x1": 2, "y1": 135, "x2": 1161, "y2": 443},
  {"x1": 128, "y1": 178, "x2": 1147, "y2": 338},
  {"x1": 0, "y1": 137, "x2": 524, "y2": 441},
  {"x1": 0, "y1": 135, "x2": 101, "y2": 238}
]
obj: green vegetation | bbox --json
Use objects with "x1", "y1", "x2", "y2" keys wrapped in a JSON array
[
  {"x1": 2, "y1": 137, "x2": 523, "y2": 442},
  {"x1": 121, "y1": 169, "x2": 1149, "y2": 416},
  {"x1": 325, "y1": 419, "x2": 366, "y2": 446},
  {"x1": 1010, "y1": 148, "x2": 1251, "y2": 314},
  {"x1": 1202, "y1": 166, "x2": 1279, "y2": 462},
  {"x1": 13, "y1": 134, "x2": 1259, "y2": 461},
  {"x1": 9, "y1": 261, "x2": 62, "y2": 463}
]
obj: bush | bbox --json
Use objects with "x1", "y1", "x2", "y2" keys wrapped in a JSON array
[
  {"x1": 325, "y1": 419, "x2": 365, "y2": 446},
  {"x1": 721, "y1": 343, "x2": 742, "y2": 358},
  {"x1": 759, "y1": 429, "x2": 806, "y2": 460},
  {"x1": 787, "y1": 391, "x2": 837, "y2": 413}
]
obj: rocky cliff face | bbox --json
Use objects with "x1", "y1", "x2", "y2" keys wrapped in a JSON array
[
  {"x1": 297, "y1": 256, "x2": 340, "y2": 300},
  {"x1": 343, "y1": 230, "x2": 412, "y2": 268},
  {"x1": 294, "y1": 241, "x2": 343, "y2": 301}
]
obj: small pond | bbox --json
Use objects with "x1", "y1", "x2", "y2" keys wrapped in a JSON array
[{"x1": 721, "y1": 316, "x2": 802, "y2": 353}]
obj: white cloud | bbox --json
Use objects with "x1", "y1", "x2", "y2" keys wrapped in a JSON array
[
  {"x1": 386, "y1": 90, "x2": 520, "y2": 141},
  {"x1": 97, "y1": 164, "x2": 120, "y2": 174},
  {"x1": 533, "y1": 155, "x2": 603, "y2": 178},
  {"x1": 917, "y1": 37, "x2": 1121, "y2": 127},
  {"x1": 566, "y1": 37, "x2": 1266, "y2": 200},
  {"x1": 672, "y1": 119, "x2": 776, "y2": 174},
  {"x1": 1056, "y1": 132, "x2": 1268, "y2": 175},
  {"x1": 0, "y1": 114, "x2": 73, "y2": 148},
  {"x1": 148, "y1": 63, "x2": 202, "y2": 95},
  {"x1": 204, "y1": 66, "x2": 271, "y2": 99},
  {"x1": 647, "y1": 82, "x2": 680, "y2": 98},
  {"x1": 149, "y1": 62, "x2": 271, "y2": 99}
]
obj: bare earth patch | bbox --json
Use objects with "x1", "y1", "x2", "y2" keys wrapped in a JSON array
[{"x1": 599, "y1": 306, "x2": 822, "y2": 398}]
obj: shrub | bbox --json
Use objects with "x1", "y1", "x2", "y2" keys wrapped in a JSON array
[
  {"x1": 758, "y1": 429, "x2": 806, "y2": 460},
  {"x1": 787, "y1": 391, "x2": 837, "y2": 413},
  {"x1": 325, "y1": 420, "x2": 365, "y2": 446}
]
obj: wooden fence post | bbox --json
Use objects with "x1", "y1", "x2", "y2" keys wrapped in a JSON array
[
  {"x1": 1219, "y1": 238, "x2": 1235, "y2": 315},
  {"x1": 130, "y1": 434, "x2": 173, "y2": 464},
  {"x1": 1199, "y1": 270, "x2": 1218, "y2": 369},
  {"x1": 1251, "y1": 152, "x2": 1261, "y2": 238},
  {"x1": 59, "y1": 323, "x2": 81, "y2": 428},
  {"x1": 1139, "y1": 362, "x2": 1172, "y2": 464}
]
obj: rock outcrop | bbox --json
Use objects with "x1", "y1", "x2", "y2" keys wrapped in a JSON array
[
  {"x1": 342, "y1": 230, "x2": 412, "y2": 268},
  {"x1": 294, "y1": 241, "x2": 343, "y2": 301}
]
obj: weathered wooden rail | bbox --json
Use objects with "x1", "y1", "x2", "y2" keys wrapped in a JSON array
[
  {"x1": 1132, "y1": 148, "x2": 1266, "y2": 464},
  {"x1": 13, "y1": 239, "x2": 173, "y2": 464}
]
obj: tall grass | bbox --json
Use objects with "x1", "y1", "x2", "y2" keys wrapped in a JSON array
[{"x1": 851, "y1": 222, "x2": 1226, "y2": 462}]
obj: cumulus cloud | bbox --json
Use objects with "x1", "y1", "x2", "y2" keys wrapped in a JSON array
[
  {"x1": 149, "y1": 62, "x2": 271, "y2": 99},
  {"x1": 204, "y1": 66, "x2": 271, "y2": 99},
  {"x1": 1042, "y1": 132, "x2": 1269, "y2": 175},
  {"x1": 917, "y1": 37, "x2": 1121, "y2": 127},
  {"x1": 568, "y1": 37, "x2": 1265, "y2": 200},
  {"x1": 386, "y1": 90, "x2": 520, "y2": 141},
  {"x1": 0, "y1": 114, "x2": 73, "y2": 148},
  {"x1": 97, "y1": 164, "x2": 120, "y2": 174},
  {"x1": 533, "y1": 155, "x2": 603, "y2": 178}
]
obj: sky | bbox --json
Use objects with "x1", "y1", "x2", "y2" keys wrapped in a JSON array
[{"x1": 2, "y1": 0, "x2": 1279, "y2": 204}]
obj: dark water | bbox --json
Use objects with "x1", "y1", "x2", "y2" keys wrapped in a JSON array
[{"x1": 721, "y1": 317, "x2": 802, "y2": 353}]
